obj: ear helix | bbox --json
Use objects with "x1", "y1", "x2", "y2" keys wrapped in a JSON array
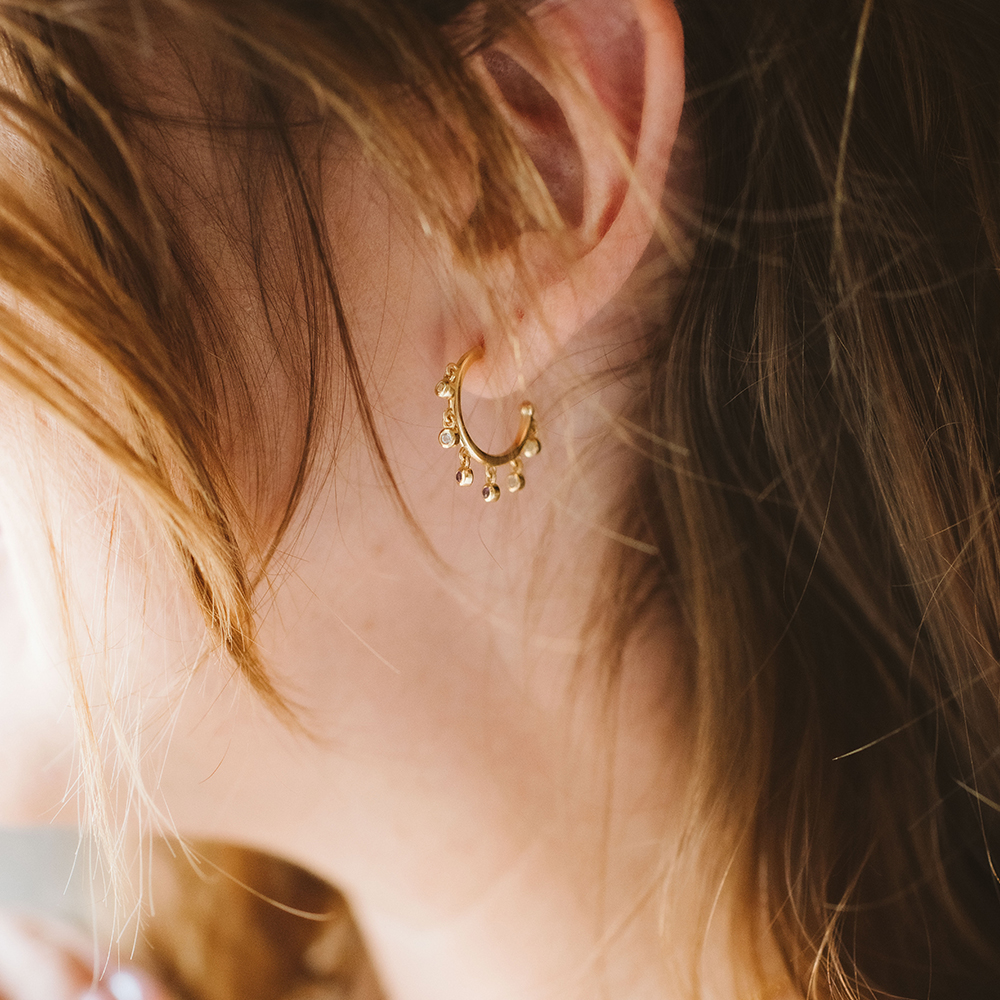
[{"x1": 436, "y1": 346, "x2": 541, "y2": 502}]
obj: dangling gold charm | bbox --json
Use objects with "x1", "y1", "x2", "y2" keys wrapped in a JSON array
[{"x1": 436, "y1": 346, "x2": 540, "y2": 503}]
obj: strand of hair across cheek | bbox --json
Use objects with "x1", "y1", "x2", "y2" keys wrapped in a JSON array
[
  {"x1": 1, "y1": 0, "x2": 1000, "y2": 998},
  {"x1": 0, "y1": 0, "x2": 559, "y2": 966}
]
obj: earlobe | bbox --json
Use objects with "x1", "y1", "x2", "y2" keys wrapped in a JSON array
[{"x1": 464, "y1": 0, "x2": 685, "y2": 396}]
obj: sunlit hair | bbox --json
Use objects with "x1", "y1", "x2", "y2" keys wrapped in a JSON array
[{"x1": 1, "y1": 0, "x2": 1000, "y2": 998}]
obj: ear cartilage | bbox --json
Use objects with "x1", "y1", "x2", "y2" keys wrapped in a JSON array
[{"x1": 436, "y1": 346, "x2": 540, "y2": 503}]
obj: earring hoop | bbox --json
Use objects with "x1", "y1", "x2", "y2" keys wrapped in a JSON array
[{"x1": 436, "y1": 346, "x2": 540, "y2": 502}]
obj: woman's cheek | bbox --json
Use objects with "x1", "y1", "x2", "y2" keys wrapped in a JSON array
[{"x1": 0, "y1": 539, "x2": 77, "y2": 825}]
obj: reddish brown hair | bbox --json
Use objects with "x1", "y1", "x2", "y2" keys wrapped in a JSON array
[{"x1": 1, "y1": 1, "x2": 1000, "y2": 998}]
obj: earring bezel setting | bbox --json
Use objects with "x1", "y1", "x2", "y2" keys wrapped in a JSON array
[{"x1": 436, "y1": 346, "x2": 540, "y2": 502}]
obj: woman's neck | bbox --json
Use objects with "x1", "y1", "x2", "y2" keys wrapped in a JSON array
[{"x1": 138, "y1": 413, "x2": 790, "y2": 999}]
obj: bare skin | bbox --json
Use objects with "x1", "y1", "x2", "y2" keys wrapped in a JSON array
[
  {"x1": 0, "y1": 913, "x2": 169, "y2": 1000},
  {"x1": 0, "y1": 1, "x2": 801, "y2": 998}
]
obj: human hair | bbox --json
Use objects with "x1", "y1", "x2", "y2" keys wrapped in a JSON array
[
  {"x1": 1, "y1": 1, "x2": 999, "y2": 999},
  {"x1": 663, "y1": 2, "x2": 1000, "y2": 995}
]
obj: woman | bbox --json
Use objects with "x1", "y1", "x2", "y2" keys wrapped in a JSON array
[{"x1": 0, "y1": 0, "x2": 998, "y2": 997}]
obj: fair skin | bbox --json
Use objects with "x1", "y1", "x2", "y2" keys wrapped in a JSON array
[{"x1": 0, "y1": 1, "x2": 799, "y2": 998}]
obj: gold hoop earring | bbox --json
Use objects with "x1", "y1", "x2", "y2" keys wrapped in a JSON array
[{"x1": 436, "y1": 346, "x2": 540, "y2": 503}]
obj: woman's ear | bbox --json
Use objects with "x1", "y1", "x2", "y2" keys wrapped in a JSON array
[{"x1": 464, "y1": 0, "x2": 684, "y2": 395}]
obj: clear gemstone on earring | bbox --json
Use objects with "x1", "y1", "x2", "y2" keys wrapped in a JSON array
[
  {"x1": 457, "y1": 468, "x2": 474, "y2": 486},
  {"x1": 483, "y1": 484, "x2": 501, "y2": 502},
  {"x1": 507, "y1": 472, "x2": 525, "y2": 492},
  {"x1": 436, "y1": 380, "x2": 455, "y2": 399},
  {"x1": 439, "y1": 427, "x2": 456, "y2": 448},
  {"x1": 522, "y1": 437, "x2": 540, "y2": 459}
]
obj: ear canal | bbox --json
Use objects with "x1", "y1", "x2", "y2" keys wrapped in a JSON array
[{"x1": 481, "y1": 48, "x2": 584, "y2": 228}]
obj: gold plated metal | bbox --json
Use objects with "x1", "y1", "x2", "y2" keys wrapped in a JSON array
[{"x1": 436, "y1": 345, "x2": 540, "y2": 502}]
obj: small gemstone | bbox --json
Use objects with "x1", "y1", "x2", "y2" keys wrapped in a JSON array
[
  {"x1": 439, "y1": 427, "x2": 456, "y2": 448},
  {"x1": 456, "y1": 468, "x2": 474, "y2": 486},
  {"x1": 435, "y1": 380, "x2": 455, "y2": 399},
  {"x1": 522, "y1": 437, "x2": 540, "y2": 459},
  {"x1": 507, "y1": 472, "x2": 525, "y2": 493},
  {"x1": 483, "y1": 484, "x2": 501, "y2": 503}
]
